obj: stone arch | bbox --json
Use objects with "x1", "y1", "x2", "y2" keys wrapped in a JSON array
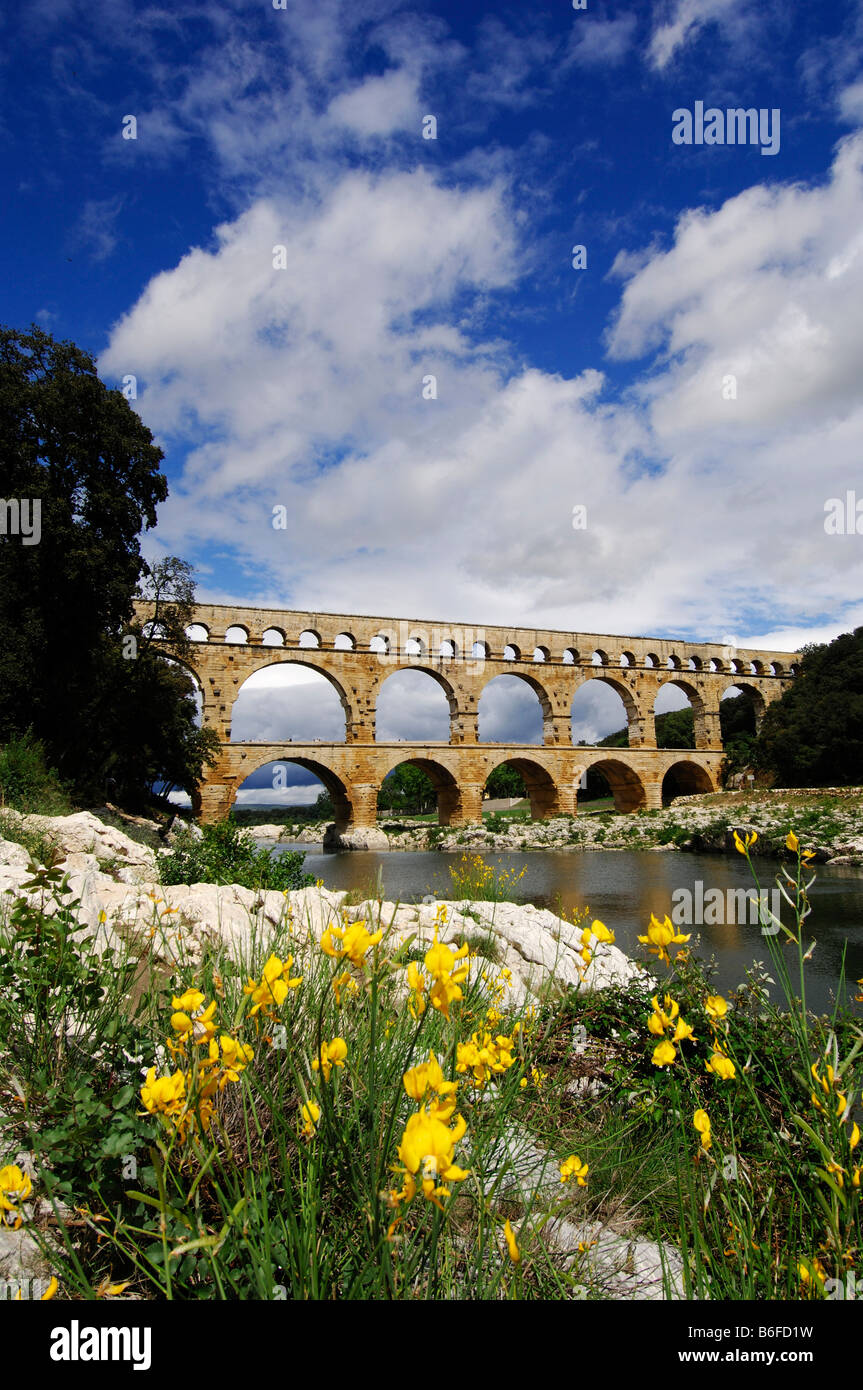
[
  {"x1": 334, "y1": 632, "x2": 356, "y2": 650},
  {"x1": 769, "y1": 661, "x2": 784, "y2": 676},
  {"x1": 620, "y1": 650, "x2": 636, "y2": 668},
  {"x1": 224, "y1": 624, "x2": 248, "y2": 644},
  {"x1": 478, "y1": 670, "x2": 554, "y2": 744},
  {"x1": 661, "y1": 759, "x2": 716, "y2": 803},
  {"x1": 591, "y1": 649, "x2": 609, "y2": 666},
  {"x1": 487, "y1": 755, "x2": 571, "y2": 820},
  {"x1": 653, "y1": 677, "x2": 710, "y2": 747},
  {"x1": 438, "y1": 637, "x2": 459, "y2": 658},
  {"x1": 375, "y1": 666, "x2": 456, "y2": 743},
  {"x1": 583, "y1": 757, "x2": 647, "y2": 813},
  {"x1": 298, "y1": 629, "x2": 321, "y2": 648},
  {"x1": 563, "y1": 647, "x2": 579, "y2": 665},
  {"x1": 370, "y1": 634, "x2": 390, "y2": 655},
  {"x1": 503, "y1": 643, "x2": 521, "y2": 662},
  {"x1": 472, "y1": 640, "x2": 490, "y2": 660},
  {"x1": 721, "y1": 681, "x2": 765, "y2": 733},
  {"x1": 185, "y1": 622, "x2": 209, "y2": 642},
  {"x1": 235, "y1": 754, "x2": 353, "y2": 828},
  {"x1": 533, "y1": 645, "x2": 550, "y2": 663},
  {"x1": 572, "y1": 673, "x2": 645, "y2": 746},
  {"x1": 229, "y1": 660, "x2": 351, "y2": 743},
  {"x1": 261, "y1": 627, "x2": 286, "y2": 647},
  {"x1": 377, "y1": 755, "x2": 463, "y2": 825}
]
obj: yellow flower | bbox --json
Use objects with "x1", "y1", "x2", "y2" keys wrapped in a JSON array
[
  {"x1": 798, "y1": 1257, "x2": 826, "y2": 1287},
  {"x1": 637, "y1": 914, "x2": 691, "y2": 966},
  {"x1": 786, "y1": 831, "x2": 799, "y2": 853},
  {"x1": 826, "y1": 1160, "x2": 846, "y2": 1188},
  {"x1": 733, "y1": 830, "x2": 757, "y2": 854},
  {"x1": 40, "y1": 1276, "x2": 58, "y2": 1300},
  {"x1": 503, "y1": 1219, "x2": 521, "y2": 1264},
  {"x1": 312, "y1": 1037, "x2": 348, "y2": 1083},
  {"x1": 169, "y1": 990, "x2": 218, "y2": 1047},
  {"x1": 300, "y1": 1101, "x2": 321, "y2": 1140},
  {"x1": 332, "y1": 969, "x2": 358, "y2": 1007},
  {"x1": 693, "y1": 1109, "x2": 712, "y2": 1150},
  {"x1": 424, "y1": 932, "x2": 470, "y2": 1019},
  {"x1": 706, "y1": 1050, "x2": 736, "y2": 1080},
  {"x1": 455, "y1": 1031, "x2": 517, "y2": 1088},
  {"x1": 590, "y1": 920, "x2": 615, "y2": 944},
  {"x1": 0, "y1": 1164, "x2": 33, "y2": 1229},
  {"x1": 705, "y1": 995, "x2": 728, "y2": 1023},
  {"x1": 406, "y1": 961, "x2": 427, "y2": 1018},
  {"x1": 560, "y1": 1154, "x2": 589, "y2": 1185},
  {"x1": 850, "y1": 1122, "x2": 860, "y2": 1151},
  {"x1": 140, "y1": 1067, "x2": 186, "y2": 1119},
  {"x1": 673, "y1": 1018, "x2": 696, "y2": 1043},
  {"x1": 396, "y1": 1106, "x2": 469, "y2": 1207},
  {"x1": 244, "y1": 954, "x2": 302, "y2": 1016},
  {"x1": 322, "y1": 920, "x2": 383, "y2": 968},
  {"x1": 403, "y1": 1051, "x2": 458, "y2": 1106},
  {"x1": 651, "y1": 1039, "x2": 677, "y2": 1068},
  {"x1": 96, "y1": 1275, "x2": 132, "y2": 1298}
]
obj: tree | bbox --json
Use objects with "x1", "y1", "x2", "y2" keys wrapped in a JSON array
[
  {"x1": 485, "y1": 764, "x2": 526, "y2": 800},
  {"x1": 378, "y1": 764, "x2": 436, "y2": 815},
  {"x1": 754, "y1": 630, "x2": 863, "y2": 786},
  {"x1": 0, "y1": 325, "x2": 216, "y2": 807}
]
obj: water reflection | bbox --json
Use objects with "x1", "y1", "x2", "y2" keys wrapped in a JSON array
[{"x1": 272, "y1": 842, "x2": 863, "y2": 1015}]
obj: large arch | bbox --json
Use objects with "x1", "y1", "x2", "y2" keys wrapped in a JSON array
[
  {"x1": 583, "y1": 757, "x2": 647, "y2": 813},
  {"x1": 653, "y1": 677, "x2": 710, "y2": 748},
  {"x1": 571, "y1": 674, "x2": 638, "y2": 746},
  {"x1": 661, "y1": 759, "x2": 716, "y2": 803},
  {"x1": 486, "y1": 755, "x2": 571, "y2": 820},
  {"x1": 478, "y1": 672, "x2": 553, "y2": 744},
  {"x1": 229, "y1": 755, "x2": 354, "y2": 827},
  {"x1": 229, "y1": 661, "x2": 350, "y2": 743},
  {"x1": 375, "y1": 667, "x2": 456, "y2": 743},
  {"x1": 377, "y1": 756, "x2": 464, "y2": 825},
  {"x1": 721, "y1": 682, "x2": 765, "y2": 731}
]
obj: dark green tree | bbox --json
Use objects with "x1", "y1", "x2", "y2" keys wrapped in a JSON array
[
  {"x1": 754, "y1": 630, "x2": 863, "y2": 786},
  {"x1": 485, "y1": 764, "x2": 526, "y2": 800},
  {"x1": 0, "y1": 325, "x2": 216, "y2": 807},
  {"x1": 378, "y1": 763, "x2": 436, "y2": 815}
]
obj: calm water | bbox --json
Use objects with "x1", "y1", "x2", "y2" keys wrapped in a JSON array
[{"x1": 270, "y1": 842, "x2": 863, "y2": 1014}]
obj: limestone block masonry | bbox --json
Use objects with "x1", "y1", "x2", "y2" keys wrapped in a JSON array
[{"x1": 134, "y1": 602, "x2": 799, "y2": 827}]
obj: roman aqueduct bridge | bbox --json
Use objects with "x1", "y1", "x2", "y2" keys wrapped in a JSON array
[{"x1": 134, "y1": 602, "x2": 799, "y2": 827}]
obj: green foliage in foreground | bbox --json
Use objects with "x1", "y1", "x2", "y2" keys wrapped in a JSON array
[
  {"x1": 0, "y1": 839, "x2": 860, "y2": 1301},
  {"x1": 158, "y1": 819, "x2": 314, "y2": 893}
]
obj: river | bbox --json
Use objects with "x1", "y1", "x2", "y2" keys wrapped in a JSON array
[{"x1": 270, "y1": 842, "x2": 863, "y2": 1014}]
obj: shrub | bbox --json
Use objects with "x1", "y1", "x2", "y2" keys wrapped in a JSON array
[
  {"x1": 158, "y1": 819, "x2": 314, "y2": 892},
  {"x1": 0, "y1": 731, "x2": 71, "y2": 815}
]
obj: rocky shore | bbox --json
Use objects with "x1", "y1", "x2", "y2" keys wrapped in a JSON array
[{"x1": 255, "y1": 787, "x2": 863, "y2": 866}]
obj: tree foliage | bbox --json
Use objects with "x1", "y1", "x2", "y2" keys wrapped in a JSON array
[
  {"x1": 754, "y1": 629, "x2": 863, "y2": 787},
  {"x1": 485, "y1": 764, "x2": 526, "y2": 800},
  {"x1": 377, "y1": 763, "x2": 436, "y2": 815},
  {"x1": 0, "y1": 325, "x2": 217, "y2": 808}
]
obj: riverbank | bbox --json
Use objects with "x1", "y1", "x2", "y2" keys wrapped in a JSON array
[
  {"x1": 254, "y1": 788, "x2": 863, "y2": 865},
  {"x1": 1, "y1": 809, "x2": 860, "y2": 1302}
]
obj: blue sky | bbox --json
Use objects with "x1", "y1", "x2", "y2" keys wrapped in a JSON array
[{"x1": 4, "y1": 0, "x2": 863, "y2": 792}]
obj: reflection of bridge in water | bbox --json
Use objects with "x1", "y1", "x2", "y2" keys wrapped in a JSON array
[{"x1": 135, "y1": 602, "x2": 799, "y2": 826}]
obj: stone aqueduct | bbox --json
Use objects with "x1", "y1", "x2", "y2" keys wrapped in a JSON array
[{"x1": 135, "y1": 602, "x2": 799, "y2": 828}]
